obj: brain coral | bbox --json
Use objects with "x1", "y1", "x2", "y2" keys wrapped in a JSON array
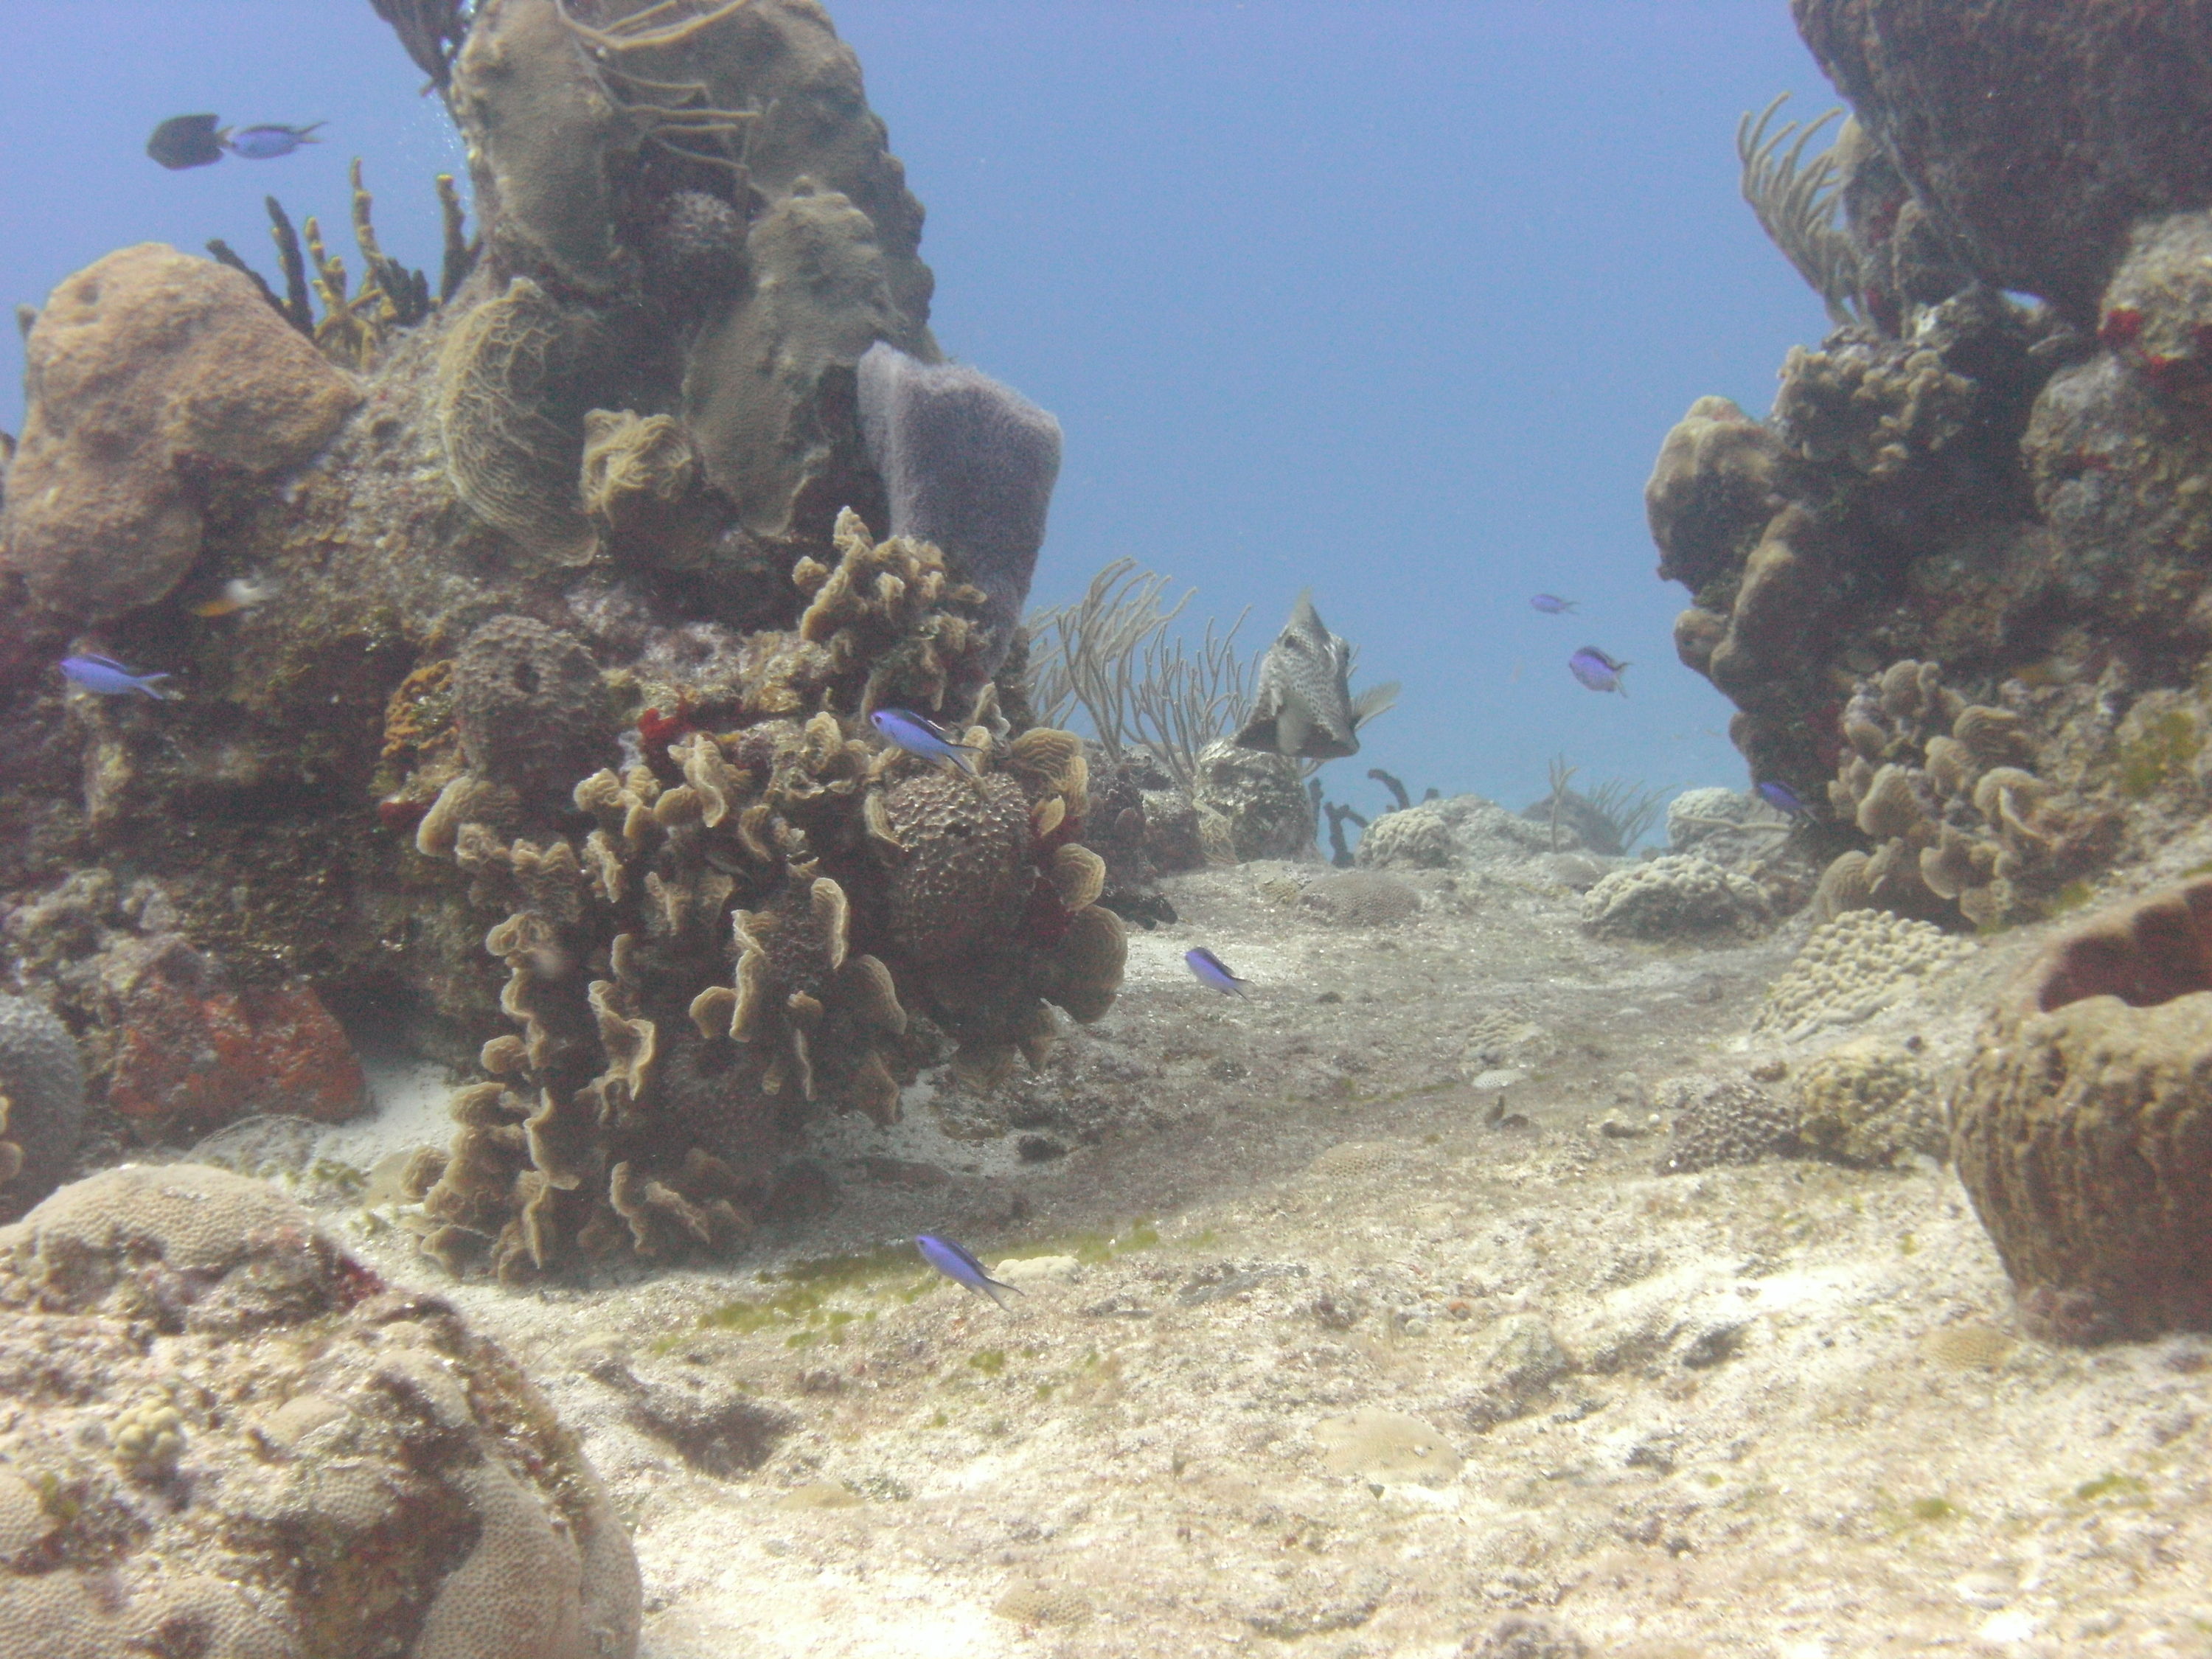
[
  {"x1": 0, "y1": 1164, "x2": 640, "y2": 1656},
  {"x1": 0, "y1": 244, "x2": 360, "y2": 620},
  {"x1": 1580, "y1": 855, "x2": 1773, "y2": 943},
  {"x1": 0, "y1": 993, "x2": 83, "y2": 1217},
  {"x1": 1753, "y1": 908, "x2": 1972, "y2": 1041},
  {"x1": 1951, "y1": 878, "x2": 2212, "y2": 1343}
]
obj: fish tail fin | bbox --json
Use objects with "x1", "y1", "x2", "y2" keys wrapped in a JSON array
[
  {"x1": 950, "y1": 743, "x2": 984, "y2": 777},
  {"x1": 142, "y1": 675, "x2": 181, "y2": 702},
  {"x1": 983, "y1": 1277, "x2": 1023, "y2": 1309}
]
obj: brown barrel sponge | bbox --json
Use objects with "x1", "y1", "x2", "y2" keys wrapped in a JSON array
[{"x1": 1950, "y1": 877, "x2": 2212, "y2": 1343}]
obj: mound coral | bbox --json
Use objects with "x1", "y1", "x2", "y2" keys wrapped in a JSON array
[
  {"x1": 0, "y1": 244, "x2": 360, "y2": 620},
  {"x1": 1299, "y1": 870, "x2": 1419, "y2": 928},
  {"x1": 1951, "y1": 878, "x2": 2212, "y2": 1342},
  {"x1": 1791, "y1": 1034, "x2": 1945, "y2": 1166},
  {"x1": 0, "y1": 1164, "x2": 641, "y2": 1656},
  {"x1": 1658, "y1": 1074, "x2": 1799, "y2": 1174}
]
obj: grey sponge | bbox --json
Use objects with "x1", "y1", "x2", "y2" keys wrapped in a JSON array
[{"x1": 856, "y1": 342, "x2": 1062, "y2": 677}]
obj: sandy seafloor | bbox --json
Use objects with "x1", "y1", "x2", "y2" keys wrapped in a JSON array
[{"x1": 203, "y1": 837, "x2": 2212, "y2": 1659}]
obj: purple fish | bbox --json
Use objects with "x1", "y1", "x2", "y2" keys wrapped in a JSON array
[
  {"x1": 1184, "y1": 946, "x2": 1251, "y2": 997},
  {"x1": 1756, "y1": 779, "x2": 1809, "y2": 815},
  {"x1": 60, "y1": 654, "x2": 178, "y2": 700},
  {"x1": 224, "y1": 122, "x2": 325, "y2": 161},
  {"x1": 915, "y1": 1234, "x2": 1021, "y2": 1310},
  {"x1": 1530, "y1": 594, "x2": 1578, "y2": 614},
  {"x1": 1568, "y1": 647, "x2": 1629, "y2": 695},
  {"x1": 871, "y1": 708, "x2": 983, "y2": 774}
]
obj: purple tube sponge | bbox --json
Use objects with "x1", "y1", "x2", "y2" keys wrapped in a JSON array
[{"x1": 856, "y1": 342, "x2": 1062, "y2": 678}]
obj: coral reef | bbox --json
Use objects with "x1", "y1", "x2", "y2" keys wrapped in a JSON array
[
  {"x1": 1658, "y1": 1074, "x2": 1800, "y2": 1174},
  {"x1": 394, "y1": 512, "x2": 1121, "y2": 1279},
  {"x1": 0, "y1": 0, "x2": 1136, "y2": 1270},
  {"x1": 1950, "y1": 880, "x2": 2212, "y2": 1343},
  {"x1": 0, "y1": 1164, "x2": 640, "y2": 1655},
  {"x1": 1579, "y1": 855, "x2": 1773, "y2": 944},
  {"x1": 1792, "y1": 0, "x2": 2212, "y2": 325},
  {"x1": 0, "y1": 244, "x2": 359, "y2": 621},
  {"x1": 1653, "y1": 7, "x2": 2212, "y2": 913},
  {"x1": 1752, "y1": 908, "x2": 1971, "y2": 1043},
  {"x1": 0, "y1": 993, "x2": 84, "y2": 1217},
  {"x1": 857, "y1": 342, "x2": 1062, "y2": 679}
]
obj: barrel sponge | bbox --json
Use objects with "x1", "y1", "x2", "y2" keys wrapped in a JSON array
[
  {"x1": 1950, "y1": 877, "x2": 2212, "y2": 1343},
  {"x1": 0, "y1": 993, "x2": 83, "y2": 1216},
  {"x1": 0, "y1": 244, "x2": 359, "y2": 620},
  {"x1": 0, "y1": 1164, "x2": 641, "y2": 1658},
  {"x1": 453, "y1": 616, "x2": 616, "y2": 802},
  {"x1": 857, "y1": 341, "x2": 1063, "y2": 675}
]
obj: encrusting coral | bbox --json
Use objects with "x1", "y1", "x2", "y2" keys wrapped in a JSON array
[
  {"x1": 1580, "y1": 855, "x2": 1773, "y2": 944},
  {"x1": 1951, "y1": 878, "x2": 2212, "y2": 1343}
]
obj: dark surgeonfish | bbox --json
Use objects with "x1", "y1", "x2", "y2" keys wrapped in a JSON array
[
  {"x1": 1233, "y1": 591, "x2": 1398, "y2": 762},
  {"x1": 147, "y1": 116, "x2": 325, "y2": 170},
  {"x1": 147, "y1": 114, "x2": 226, "y2": 170}
]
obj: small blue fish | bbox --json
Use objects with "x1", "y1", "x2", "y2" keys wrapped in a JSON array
[
  {"x1": 225, "y1": 122, "x2": 325, "y2": 161},
  {"x1": 1568, "y1": 646, "x2": 1629, "y2": 696},
  {"x1": 1184, "y1": 946, "x2": 1251, "y2": 997},
  {"x1": 60, "y1": 654, "x2": 178, "y2": 701},
  {"x1": 871, "y1": 708, "x2": 983, "y2": 774},
  {"x1": 1756, "y1": 779, "x2": 1809, "y2": 815},
  {"x1": 1530, "y1": 594, "x2": 1578, "y2": 614},
  {"x1": 915, "y1": 1234, "x2": 1021, "y2": 1310}
]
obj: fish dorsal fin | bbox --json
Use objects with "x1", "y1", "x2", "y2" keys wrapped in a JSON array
[
  {"x1": 77, "y1": 653, "x2": 130, "y2": 672},
  {"x1": 1350, "y1": 681, "x2": 1400, "y2": 729}
]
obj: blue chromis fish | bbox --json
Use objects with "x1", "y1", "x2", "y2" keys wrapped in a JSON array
[
  {"x1": 60, "y1": 654, "x2": 178, "y2": 700},
  {"x1": 225, "y1": 122, "x2": 326, "y2": 160},
  {"x1": 915, "y1": 1234, "x2": 1021, "y2": 1310},
  {"x1": 1756, "y1": 779, "x2": 1809, "y2": 815},
  {"x1": 1568, "y1": 646, "x2": 1630, "y2": 695},
  {"x1": 1530, "y1": 594, "x2": 1578, "y2": 614},
  {"x1": 1183, "y1": 946, "x2": 1251, "y2": 996},
  {"x1": 871, "y1": 708, "x2": 984, "y2": 774}
]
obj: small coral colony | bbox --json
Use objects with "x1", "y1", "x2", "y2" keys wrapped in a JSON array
[{"x1": 2, "y1": 0, "x2": 2212, "y2": 1361}]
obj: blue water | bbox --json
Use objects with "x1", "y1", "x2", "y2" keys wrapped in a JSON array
[{"x1": 0, "y1": 0, "x2": 1833, "y2": 823}]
